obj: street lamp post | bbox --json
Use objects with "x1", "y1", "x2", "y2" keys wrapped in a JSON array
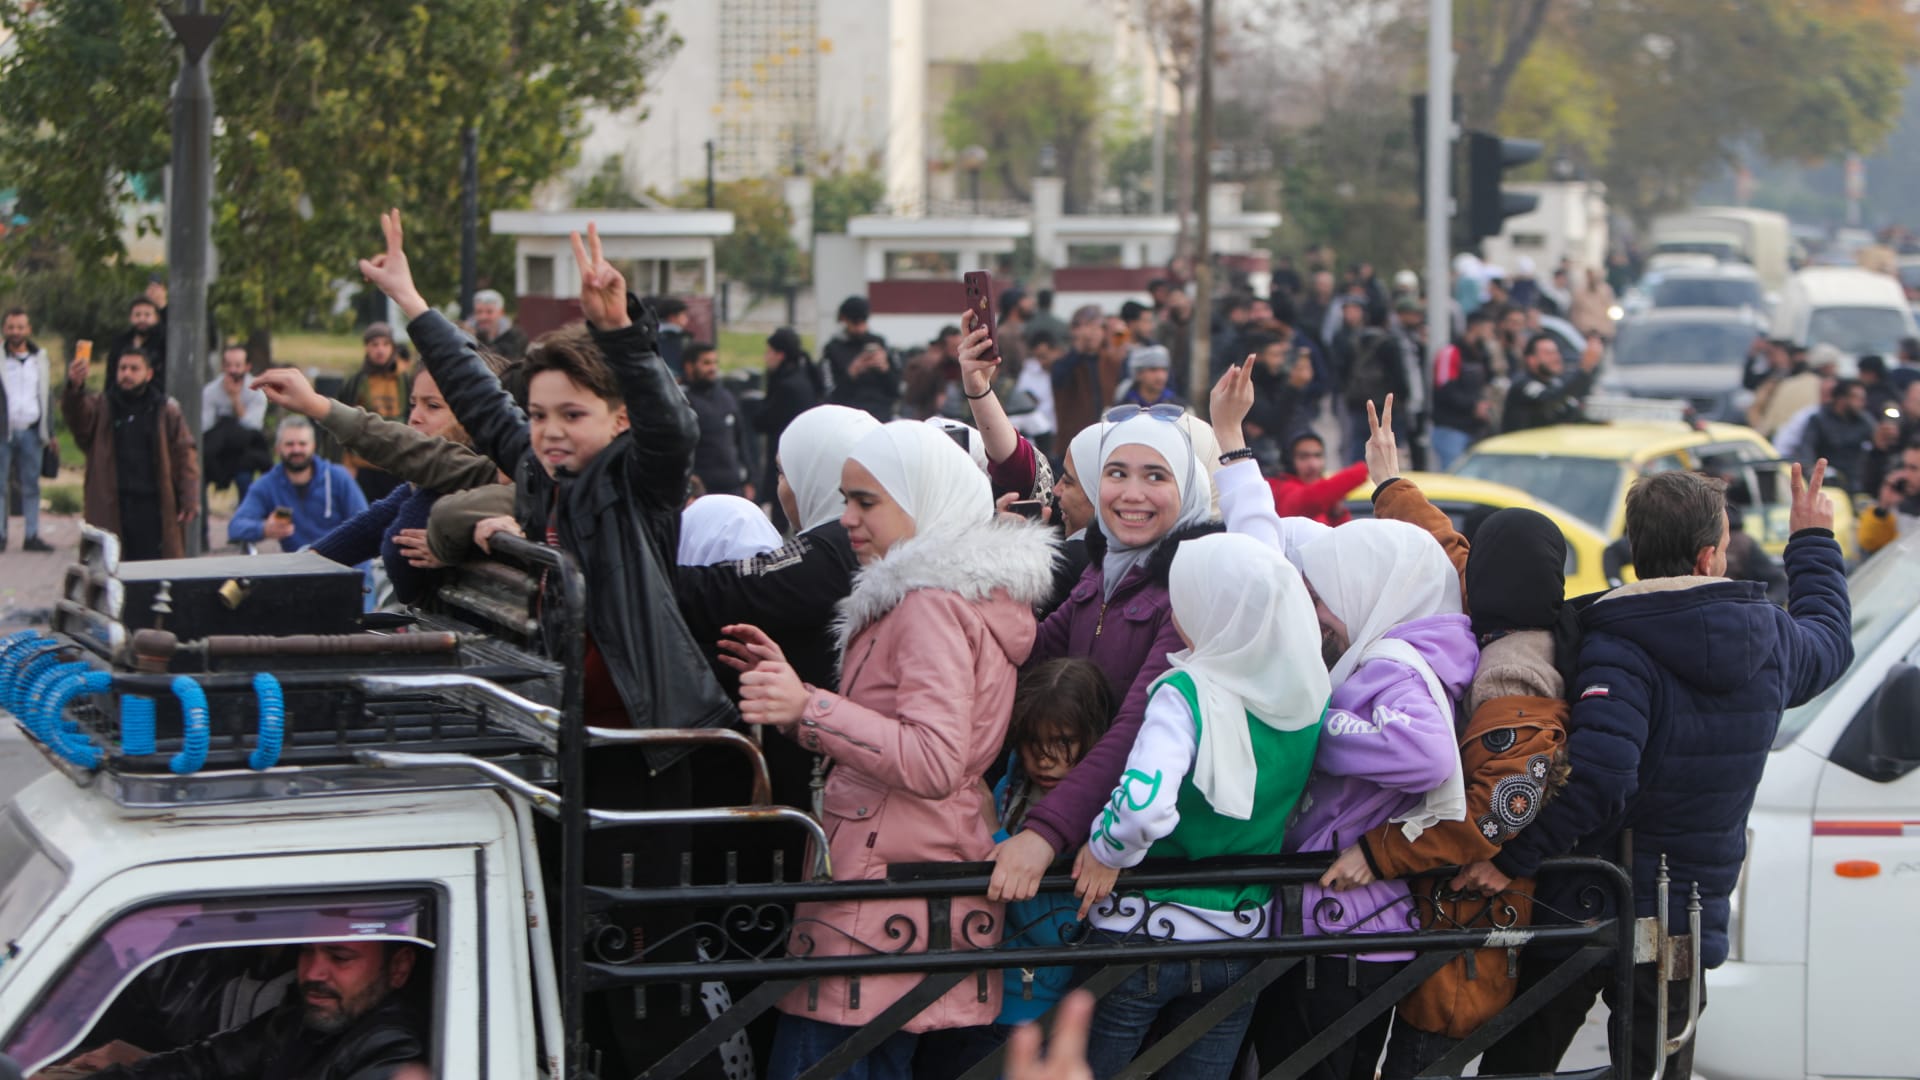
[
  {"x1": 163, "y1": 0, "x2": 224, "y2": 557},
  {"x1": 958, "y1": 145, "x2": 988, "y2": 213}
]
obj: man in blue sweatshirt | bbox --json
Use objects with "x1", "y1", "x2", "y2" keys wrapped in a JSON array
[
  {"x1": 1460, "y1": 461, "x2": 1853, "y2": 1079},
  {"x1": 229, "y1": 416, "x2": 367, "y2": 552}
]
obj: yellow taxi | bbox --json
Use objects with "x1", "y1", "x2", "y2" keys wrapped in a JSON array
[
  {"x1": 1450, "y1": 420, "x2": 1861, "y2": 563},
  {"x1": 1341, "y1": 472, "x2": 1619, "y2": 597}
]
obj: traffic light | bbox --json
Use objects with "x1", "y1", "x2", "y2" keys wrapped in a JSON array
[
  {"x1": 1411, "y1": 93, "x2": 1460, "y2": 225},
  {"x1": 1464, "y1": 131, "x2": 1543, "y2": 243}
]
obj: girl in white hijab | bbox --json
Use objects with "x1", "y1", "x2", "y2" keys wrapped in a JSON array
[
  {"x1": 677, "y1": 494, "x2": 784, "y2": 566},
  {"x1": 776, "y1": 405, "x2": 881, "y2": 533},
  {"x1": 1073, "y1": 531, "x2": 1328, "y2": 1075},
  {"x1": 1094, "y1": 412, "x2": 1216, "y2": 599},
  {"x1": 723, "y1": 420, "x2": 1057, "y2": 1069}
]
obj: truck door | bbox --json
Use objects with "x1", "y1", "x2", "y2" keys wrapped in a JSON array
[
  {"x1": 0, "y1": 847, "x2": 489, "y2": 1078},
  {"x1": 1805, "y1": 648, "x2": 1920, "y2": 1079}
]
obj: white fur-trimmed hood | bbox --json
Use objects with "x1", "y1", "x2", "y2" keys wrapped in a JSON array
[{"x1": 833, "y1": 518, "x2": 1060, "y2": 651}]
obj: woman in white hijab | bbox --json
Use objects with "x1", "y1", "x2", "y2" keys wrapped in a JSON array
[
  {"x1": 676, "y1": 494, "x2": 783, "y2": 566},
  {"x1": 722, "y1": 421, "x2": 1058, "y2": 1076},
  {"x1": 1074, "y1": 531, "x2": 1328, "y2": 1075},
  {"x1": 674, "y1": 403, "x2": 883, "y2": 823},
  {"x1": 776, "y1": 404, "x2": 881, "y2": 533},
  {"x1": 986, "y1": 409, "x2": 1224, "y2": 906}
]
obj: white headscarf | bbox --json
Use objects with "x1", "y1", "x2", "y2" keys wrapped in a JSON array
[
  {"x1": 1095, "y1": 415, "x2": 1215, "y2": 599},
  {"x1": 1297, "y1": 518, "x2": 1462, "y2": 690},
  {"x1": 777, "y1": 405, "x2": 882, "y2": 532},
  {"x1": 677, "y1": 495, "x2": 783, "y2": 566},
  {"x1": 1064, "y1": 423, "x2": 1111, "y2": 540},
  {"x1": 1298, "y1": 519, "x2": 1467, "y2": 838},
  {"x1": 923, "y1": 416, "x2": 991, "y2": 473},
  {"x1": 846, "y1": 420, "x2": 994, "y2": 543},
  {"x1": 1167, "y1": 533, "x2": 1330, "y2": 820},
  {"x1": 1174, "y1": 413, "x2": 1224, "y2": 517}
]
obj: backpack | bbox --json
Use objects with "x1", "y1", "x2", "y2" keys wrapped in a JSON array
[{"x1": 1343, "y1": 328, "x2": 1398, "y2": 408}]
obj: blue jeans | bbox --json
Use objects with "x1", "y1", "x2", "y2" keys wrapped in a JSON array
[
  {"x1": 0, "y1": 427, "x2": 43, "y2": 542},
  {"x1": 767, "y1": 1013, "x2": 919, "y2": 1080},
  {"x1": 1085, "y1": 949, "x2": 1258, "y2": 1080},
  {"x1": 1430, "y1": 426, "x2": 1473, "y2": 471}
]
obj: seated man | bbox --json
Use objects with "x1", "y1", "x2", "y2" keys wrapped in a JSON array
[{"x1": 38, "y1": 940, "x2": 429, "y2": 1079}]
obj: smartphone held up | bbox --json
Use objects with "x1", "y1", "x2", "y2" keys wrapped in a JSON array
[{"x1": 962, "y1": 271, "x2": 1001, "y2": 363}]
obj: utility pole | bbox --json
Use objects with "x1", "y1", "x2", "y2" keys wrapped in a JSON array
[
  {"x1": 1421, "y1": 0, "x2": 1453, "y2": 469},
  {"x1": 163, "y1": 0, "x2": 223, "y2": 557},
  {"x1": 1188, "y1": 0, "x2": 1215, "y2": 413},
  {"x1": 460, "y1": 126, "x2": 479, "y2": 319}
]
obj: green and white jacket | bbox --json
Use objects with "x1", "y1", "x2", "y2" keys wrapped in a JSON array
[{"x1": 1087, "y1": 671, "x2": 1322, "y2": 940}]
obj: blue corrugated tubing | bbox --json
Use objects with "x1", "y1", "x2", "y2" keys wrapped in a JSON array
[
  {"x1": 23, "y1": 660, "x2": 86, "y2": 747},
  {"x1": 249, "y1": 673, "x2": 285, "y2": 771},
  {"x1": 168, "y1": 676, "x2": 211, "y2": 775},
  {"x1": 121, "y1": 695, "x2": 158, "y2": 756},
  {"x1": 5, "y1": 641, "x2": 61, "y2": 714},
  {"x1": 41, "y1": 669, "x2": 113, "y2": 769},
  {"x1": 0, "y1": 632, "x2": 46, "y2": 703}
]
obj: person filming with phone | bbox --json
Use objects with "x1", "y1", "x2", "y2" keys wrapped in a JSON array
[
  {"x1": 1861, "y1": 437, "x2": 1920, "y2": 555},
  {"x1": 228, "y1": 417, "x2": 367, "y2": 553}
]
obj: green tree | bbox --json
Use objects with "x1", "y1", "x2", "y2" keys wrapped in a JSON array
[
  {"x1": 940, "y1": 34, "x2": 1106, "y2": 211},
  {"x1": 572, "y1": 155, "x2": 649, "y2": 209},
  {"x1": 0, "y1": 0, "x2": 679, "y2": 341},
  {"x1": 671, "y1": 179, "x2": 802, "y2": 299},
  {"x1": 811, "y1": 171, "x2": 886, "y2": 236}
]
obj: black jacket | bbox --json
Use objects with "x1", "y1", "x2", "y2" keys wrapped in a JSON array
[
  {"x1": 822, "y1": 331, "x2": 899, "y2": 421},
  {"x1": 1799, "y1": 407, "x2": 1875, "y2": 492},
  {"x1": 1432, "y1": 339, "x2": 1493, "y2": 435},
  {"x1": 106, "y1": 326, "x2": 167, "y2": 386},
  {"x1": 412, "y1": 298, "x2": 736, "y2": 768},
  {"x1": 1245, "y1": 361, "x2": 1307, "y2": 444},
  {"x1": 674, "y1": 521, "x2": 860, "y2": 809},
  {"x1": 1495, "y1": 532, "x2": 1852, "y2": 968},
  {"x1": 1502, "y1": 364, "x2": 1596, "y2": 433},
  {"x1": 96, "y1": 996, "x2": 427, "y2": 1080},
  {"x1": 754, "y1": 353, "x2": 824, "y2": 499},
  {"x1": 682, "y1": 379, "x2": 749, "y2": 495},
  {"x1": 475, "y1": 322, "x2": 529, "y2": 362}
]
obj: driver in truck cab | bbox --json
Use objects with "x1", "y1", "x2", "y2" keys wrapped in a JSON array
[{"x1": 34, "y1": 940, "x2": 429, "y2": 1080}]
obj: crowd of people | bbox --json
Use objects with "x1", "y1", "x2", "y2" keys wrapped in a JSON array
[{"x1": 7, "y1": 211, "x2": 1864, "y2": 1080}]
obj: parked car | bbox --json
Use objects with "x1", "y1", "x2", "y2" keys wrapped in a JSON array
[
  {"x1": 1695, "y1": 532, "x2": 1920, "y2": 1080},
  {"x1": 1339, "y1": 471, "x2": 1617, "y2": 596},
  {"x1": 1451, "y1": 420, "x2": 1861, "y2": 562},
  {"x1": 1600, "y1": 307, "x2": 1771, "y2": 422}
]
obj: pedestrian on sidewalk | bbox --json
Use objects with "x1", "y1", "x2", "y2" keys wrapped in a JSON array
[
  {"x1": 1, "y1": 308, "x2": 55, "y2": 552},
  {"x1": 63, "y1": 345, "x2": 199, "y2": 560}
]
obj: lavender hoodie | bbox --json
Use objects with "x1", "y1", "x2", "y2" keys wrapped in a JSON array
[{"x1": 1285, "y1": 612, "x2": 1479, "y2": 957}]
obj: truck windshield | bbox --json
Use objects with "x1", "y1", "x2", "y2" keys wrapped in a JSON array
[
  {"x1": 1650, "y1": 278, "x2": 1764, "y2": 310},
  {"x1": 1612, "y1": 319, "x2": 1756, "y2": 366},
  {"x1": 1807, "y1": 306, "x2": 1909, "y2": 358},
  {"x1": 1776, "y1": 542, "x2": 1920, "y2": 748},
  {"x1": 0, "y1": 807, "x2": 66, "y2": 967}
]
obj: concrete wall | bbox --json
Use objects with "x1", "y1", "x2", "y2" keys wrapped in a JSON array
[{"x1": 573, "y1": 0, "x2": 721, "y2": 203}]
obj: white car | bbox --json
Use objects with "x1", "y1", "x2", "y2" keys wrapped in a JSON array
[{"x1": 1697, "y1": 535, "x2": 1920, "y2": 1080}]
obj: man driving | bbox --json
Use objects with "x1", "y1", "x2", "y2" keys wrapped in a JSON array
[{"x1": 38, "y1": 940, "x2": 429, "y2": 1080}]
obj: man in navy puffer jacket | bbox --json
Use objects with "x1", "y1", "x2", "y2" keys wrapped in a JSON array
[{"x1": 1461, "y1": 462, "x2": 1852, "y2": 1079}]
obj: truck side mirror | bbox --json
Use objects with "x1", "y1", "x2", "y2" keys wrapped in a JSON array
[
  {"x1": 0, "y1": 1052, "x2": 22, "y2": 1080},
  {"x1": 1869, "y1": 665, "x2": 1920, "y2": 779}
]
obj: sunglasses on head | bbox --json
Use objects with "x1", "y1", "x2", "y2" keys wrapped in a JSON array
[{"x1": 1104, "y1": 403, "x2": 1186, "y2": 424}]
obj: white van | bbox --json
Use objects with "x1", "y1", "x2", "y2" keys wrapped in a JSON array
[
  {"x1": 1770, "y1": 266, "x2": 1919, "y2": 365},
  {"x1": 1696, "y1": 535, "x2": 1920, "y2": 1080}
]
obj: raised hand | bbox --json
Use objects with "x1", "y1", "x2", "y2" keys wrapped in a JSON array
[
  {"x1": 68, "y1": 353, "x2": 89, "y2": 387},
  {"x1": 957, "y1": 309, "x2": 999, "y2": 393},
  {"x1": 570, "y1": 223, "x2": 632, "y2": 330},
  {"x1": 1366, "y1": 393, "x2": 1400, "y2": 486},
  {"x1": 357, "y1": 209, "x2": 429, "y2": 320},
  {"x1": 1209, "y1": 357, "x2": 1256, "y2": 454},
  {"x1": 251, "y1": 367, "x2": 330, "y2": 418},
  {"x1": 1789, "y1": 458, "x2": 1835, "y2": 535}
]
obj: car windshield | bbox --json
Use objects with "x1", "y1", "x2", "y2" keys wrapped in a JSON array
[
  {"x1": 1612, "y1": 319, "x2": 1756, "y2": 366},
  {"x1": 1650, "y1": 278, "x2": 1763, "y2": 310},
  {"x1": 1806, "y1": 306, "x2": 1909, "y2": 357},
  {"x1": 1775, "y1": 543, "x2": 1920, "y2": 747},
  {"x1": 0, "y1": 806, "x2": 66, "y2": 963},
  {"x1": 1451, "y1": 454, "x2": 1624, "y2": 531}
]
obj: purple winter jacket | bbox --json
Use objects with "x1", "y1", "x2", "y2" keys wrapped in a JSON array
[
  {"x1": 1016, "y1": 521, "x2": 1222, "y2": 856},
  {"x1": 1285, "y1": 613, "x2": 1479, "y2": 958}
]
